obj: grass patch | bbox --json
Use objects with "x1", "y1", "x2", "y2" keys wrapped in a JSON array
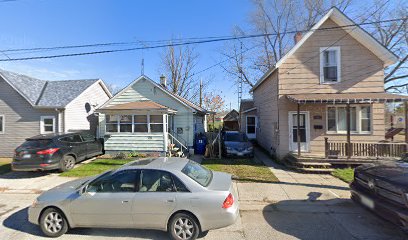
[
  {"x1": 202, "y1": 158, "x2": 278, "y2": 183},
  {"x1": 60, "y1": 159, "x2": 133, "y2": 177},
  {"x1": 332, "y1": 168, "x2": 354, "y2": 183},
  {"x1": 0, "y1": 158, "x2": 12, "y2": 175}
]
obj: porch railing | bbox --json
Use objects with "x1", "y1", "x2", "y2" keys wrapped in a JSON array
[
  {"x1": 168, "y1": 132, "x2": 189, "y2": 157},
  {"x1": 325, "y1": 138, "x2": 407, "y2": 159}
]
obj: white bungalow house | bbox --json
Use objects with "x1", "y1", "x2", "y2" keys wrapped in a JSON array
[{"x1": 97, "y1": 75, "x2": 208, "y2": 155}]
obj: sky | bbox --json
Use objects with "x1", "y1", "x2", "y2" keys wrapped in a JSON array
[
  {"x1": 0, "y1": 0, "x2": 402, "y2": 110},
  {"x1": 0, "y1": 0, "x2": 254, "y2": 110}
]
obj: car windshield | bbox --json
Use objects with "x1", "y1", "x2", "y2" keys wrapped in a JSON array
[
  {"x1": 225, "y1": 133, "x2": 248, "y2": 142},
  {"x1": 20, "y1": 139, "x2": 52, "y2": 149},
  {"x1": 181, "y1": 161, "x2": 213, "y2": 187}
]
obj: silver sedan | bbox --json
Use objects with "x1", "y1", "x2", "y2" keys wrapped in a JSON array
[{"x1": 28, "y1": 157, "x2": 239, "y2": 240}]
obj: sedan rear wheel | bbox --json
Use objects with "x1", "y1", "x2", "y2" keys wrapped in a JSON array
[
  {"x1": 39, "y1": 208, "x2": 68, "y2": 237},
  {"x1": 169, "y1": 213, "x2": 199, "y2": 240},
  {"x1": 60, "y1": 155, "x2": 75, "y2": 172}
]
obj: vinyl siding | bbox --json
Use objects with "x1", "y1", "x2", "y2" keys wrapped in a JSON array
[
  {"x1": 0, "y1": 78, "x2": 59, "y2": 157},
  {"x1": 100, "y1": 78, "x2": 195, "y2": 150},
  {"x1": 253, "y1": 70, "x2": 279, "y2": 154},
  {"x1": 64, "y1": 81, "x2": 111, "y2": 133},
  {"x1": 279, "y1": 19, "x2": 384, "y2": 95},
  {"x1": 104, "y1": 134, "x2": 165, "y2": 152},
  {"x1": 194, "y1": 114, "x2": 205, "y2": 134}
]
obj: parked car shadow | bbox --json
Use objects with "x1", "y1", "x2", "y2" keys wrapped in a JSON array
[
  {"x1": 3, "y1": 207, "x2": 170, "y2": 239},
  {"x1": 0, "y1": 170, "x2": 57, "y2": 179},
  {"x1": 261, "y1": 192, "x2": 407, "y2": 240}
]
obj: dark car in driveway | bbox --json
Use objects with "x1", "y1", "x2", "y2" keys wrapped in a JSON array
[
  {"x1": 222, "y1": 131, "x2": 254, "y2": 158},
  {"x1": 12, "y1": 132, "x2": 103, "y2": 172},
  {"x1": 350, "y1": 156, "x2": 408, "y2": 230}
]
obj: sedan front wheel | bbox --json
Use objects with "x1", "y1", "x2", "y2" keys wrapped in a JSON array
[
  {"x1": 168, "y1": 213, "x2": 199, "y2": 240},
  {"x1": 39, "y1": 208, "x2": 68, "y2": 237}
]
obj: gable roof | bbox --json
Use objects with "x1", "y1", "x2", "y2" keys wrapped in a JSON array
[
  {"x1": 0, "y1": 69, "x2": 112, "y2": 108},
  {"x1": 250, "y1": 7, "x2": 398, "y2": 92},
  {"x1": 239, "y1": 99, "x2": 256, "y2": 113},
  {"x1": 100, "y1": 75, "x2": 208, "y2": 114},
  {"x1": 223, "y1": 109, "x2": 239, "y2": 122}
]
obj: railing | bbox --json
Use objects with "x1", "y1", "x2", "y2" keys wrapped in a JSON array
[
  {"x1": 325, "y1": 137, "x2": 407, "y2": 159},
  {"x1": 168, "y1": 132, "x2": 189, "y2": 156}
]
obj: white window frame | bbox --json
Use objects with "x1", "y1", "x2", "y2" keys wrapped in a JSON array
[
  {"x1": 105, "y1": 114, "x2": 165, "y2": 134},
  {"x1": 40, "y1": 116, "x2": 56, "y2": 134},
  {"x1": 0, "y1": 115, "x2": 4, "y2": 134},
  {"x1": 326, "y1": 105, "x2": 372, "y2": 134},
  {"x1": 320, "y1": 46, "x2": 341, "y2": 84},
  {"x1": 246, "y1": 115, "x2": 257, "y2": 135}
]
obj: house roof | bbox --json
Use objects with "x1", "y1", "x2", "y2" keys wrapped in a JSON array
[
  {"x1": 100, "y1": 75, "x2": 208, "y2": 114},
  {"x1": 286, "y1": 93, "x2": 408, "y2": 104},
  {"x1": 0, "y1": 69, "x2": 112, "y2": 108},
  {"x1": 240, "y1": 99, "x2": 256, "y2": 113},
  {"x1": 250, "y1": 7, "x2": 398, "y2": 92},
  {"x1": 223, "y1": 109, "x2": 239, "y2": 122},
  {"x1": 100, "y1": 101, "x2": 176, "y2": 112}
]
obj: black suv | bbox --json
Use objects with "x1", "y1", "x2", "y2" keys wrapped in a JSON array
[
  {"x1": 12, "y1": 132, "x2": 103, "y2": 172},
  {"x1": 350, "y1": 156, "x2": 408, "y2": 230}
]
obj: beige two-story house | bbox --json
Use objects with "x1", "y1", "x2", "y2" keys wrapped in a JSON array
[{"x1": 250, "y1": 7, "x2": 408, "y2": 163}]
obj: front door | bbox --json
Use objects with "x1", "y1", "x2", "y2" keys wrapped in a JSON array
[{"x1": 289, "y1": 112, "x2": 310, "y2": 152}]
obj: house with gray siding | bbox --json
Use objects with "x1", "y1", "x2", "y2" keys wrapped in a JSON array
[
  {"x1": 0, "y1": 69, "x2": 112, "y2": 157},
  {"x1": 97, "y1": 75, "x2": 208, "y2": 155}
]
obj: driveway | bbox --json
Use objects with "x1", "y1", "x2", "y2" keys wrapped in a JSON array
[{"x1": 0, "y1": 154, "x2": 407, "y2": 240}]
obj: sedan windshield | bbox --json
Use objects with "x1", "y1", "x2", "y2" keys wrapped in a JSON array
[
  {"x1": 225, "y1": 133, "x2": 248, "y2": 142},
  {"x1": 181, "y1": 161, "x2": 213, "y2": 187}
]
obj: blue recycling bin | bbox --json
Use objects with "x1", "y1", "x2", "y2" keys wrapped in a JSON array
[{"x1": 194, "y1": 134, "x2": 207, "y2": 155}]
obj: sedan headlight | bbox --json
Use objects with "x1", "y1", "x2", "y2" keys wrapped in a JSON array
[{"x1": 247, "y1": 147, "x2": 253, "y2": 151}]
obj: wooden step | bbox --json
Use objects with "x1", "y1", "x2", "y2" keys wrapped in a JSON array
[{"x1": 294, "y1": 161, "x2": 332, "y2": 167}]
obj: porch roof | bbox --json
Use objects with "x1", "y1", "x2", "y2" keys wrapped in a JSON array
[
  {"x1": 286, "y1": 93, "x2": 408, "y2": 104},
  {"x1": 99, "y1": 101, "x2": 177, "y2": 113}
]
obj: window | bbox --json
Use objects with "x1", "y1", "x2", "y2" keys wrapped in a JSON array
[
  {"x1": 0, "y1": 115, "x2": 4, "y2": 134},
  {"x1": 119, "y1": 115, "x2": 132, "y2": 133},
  {"x1": 181, "y1": 160, "x2": 213, "y2": 187},
  {"x1": 105, "y1": 114, "x2": 165, "y2": 134},
  {"x1": 80, "y1": 132, "x2": 96, "y2": 142},
  {"x1": 173, "y1": 175, "x2": 190, "y2": 192},
  {"x1": 150, "y1": 115, "x2": 163, "y2": 132},
  {"x1": 320, "y1": 47, "x2": 340, "y2": 83},
  {"x1": 60, "y1": 135, "x2": 82, "y2": 143},
  {"x1": 134, "y1": 115, "x2": 148, "y2": 132},
  {"x1": 139, "y1": 170, "x2": 175, "y2": 192},
  {"x1": 326, "y1": 106, "x2": 371, "y2": 134},
  {"x1": 40, "y1": 116, "x2": 55, "y2": 134},
  {"x1": 87, "y1": 170, "x2": 139, "y2": 193},
  {"x1": 106, "y1": 115, "x2": 119, "y2": 133},
  {"x1": 246, "y1": 116, "x2": 256, "y2": 134}
]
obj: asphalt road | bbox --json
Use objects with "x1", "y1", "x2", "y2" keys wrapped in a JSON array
[{"x1": 0, "y1": 169, "x2": 407, "y2": 239}]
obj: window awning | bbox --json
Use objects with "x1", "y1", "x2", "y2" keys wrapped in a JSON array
[
  {"x1": 98, "y1": 101, "x2": 177, "y2": 113},
  {"x1": 286, "y1": 93, "x2": 408, "y2": 104}
]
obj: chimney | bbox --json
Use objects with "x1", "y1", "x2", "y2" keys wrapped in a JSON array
[
  {"x1": 294, "y1": 32, "x2": 302, "y2": 44},
  {"x1": 160, "y1": 74, "x2": 167, "y2": 88}
]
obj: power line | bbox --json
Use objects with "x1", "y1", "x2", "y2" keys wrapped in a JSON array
[{"x1": 0, "y1": 17, "x2": 405, "y2": 62}]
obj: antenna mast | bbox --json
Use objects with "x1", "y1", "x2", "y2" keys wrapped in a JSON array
[{"x1": 238, "y1": 42, "x2": 243, "y2": 109}]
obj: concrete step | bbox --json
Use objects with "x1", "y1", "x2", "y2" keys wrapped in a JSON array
[{"x1": 294, "y1": 161, "x2": 332, "y2": 167}]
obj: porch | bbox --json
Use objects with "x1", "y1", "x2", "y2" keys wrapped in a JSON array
[{"x1": 284, "y1": 92, "x2": 408, "y2": 171}]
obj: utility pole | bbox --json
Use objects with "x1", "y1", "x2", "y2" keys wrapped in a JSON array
[
  {"x1": 238, "y1": 42, "x2": 243, "y2": 110},
  {"x1": 199, "y1": 79, "x2": 203, "y2": 107}
]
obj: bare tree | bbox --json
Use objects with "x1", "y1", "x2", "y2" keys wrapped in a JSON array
[
  {"x1": 203, "y1": 92, "x2": 225, "y2": 113},
  {"x1": 222, "y1": 0, "x2": 353, "y2": 88},
  {"x1": 161, "y1": 43, "x2": 200, "y2": 100},
  {"x1": 363, "y1": 0, "x2": 408, "y2": 93}
]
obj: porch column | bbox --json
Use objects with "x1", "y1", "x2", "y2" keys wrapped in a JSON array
[
  {"x1": 346, "y1": 103, "x2": 351, "y2": 159},
  {"x1": 297, "y1": 103, "x2": 301, "y2": 157}
]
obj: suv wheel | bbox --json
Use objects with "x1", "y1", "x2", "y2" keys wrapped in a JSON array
[
  {"x1": 39, "y1": 208, "x2": 68, "y2": 237},
  {"x1": 168, "y1": 213, "x2": 199, "y2": 240},
  {"x1": 60, "y1": 155, "x2": 75, "y2": 172}
]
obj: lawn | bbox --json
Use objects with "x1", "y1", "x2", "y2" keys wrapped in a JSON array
[
  {"x1": 60, "y1": 159, "x2": 133, "y2": 177},
  {"x1": 202, "y1": 158, "x2": 279, "y2": 183},
  {"x1": 332, "y1": 168, "x2": 354, "y2": 183},
  {"x1": 0, "y1": 158, "x2": 12, "y2": 175}
]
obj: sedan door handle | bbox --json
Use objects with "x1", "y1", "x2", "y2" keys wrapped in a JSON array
[
  {"x1": 166, "y1": 199, "x2": 174, "y2": 203},
  {"x1": 122, "y1": 200, "x2": 129, "y2": 203}
]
